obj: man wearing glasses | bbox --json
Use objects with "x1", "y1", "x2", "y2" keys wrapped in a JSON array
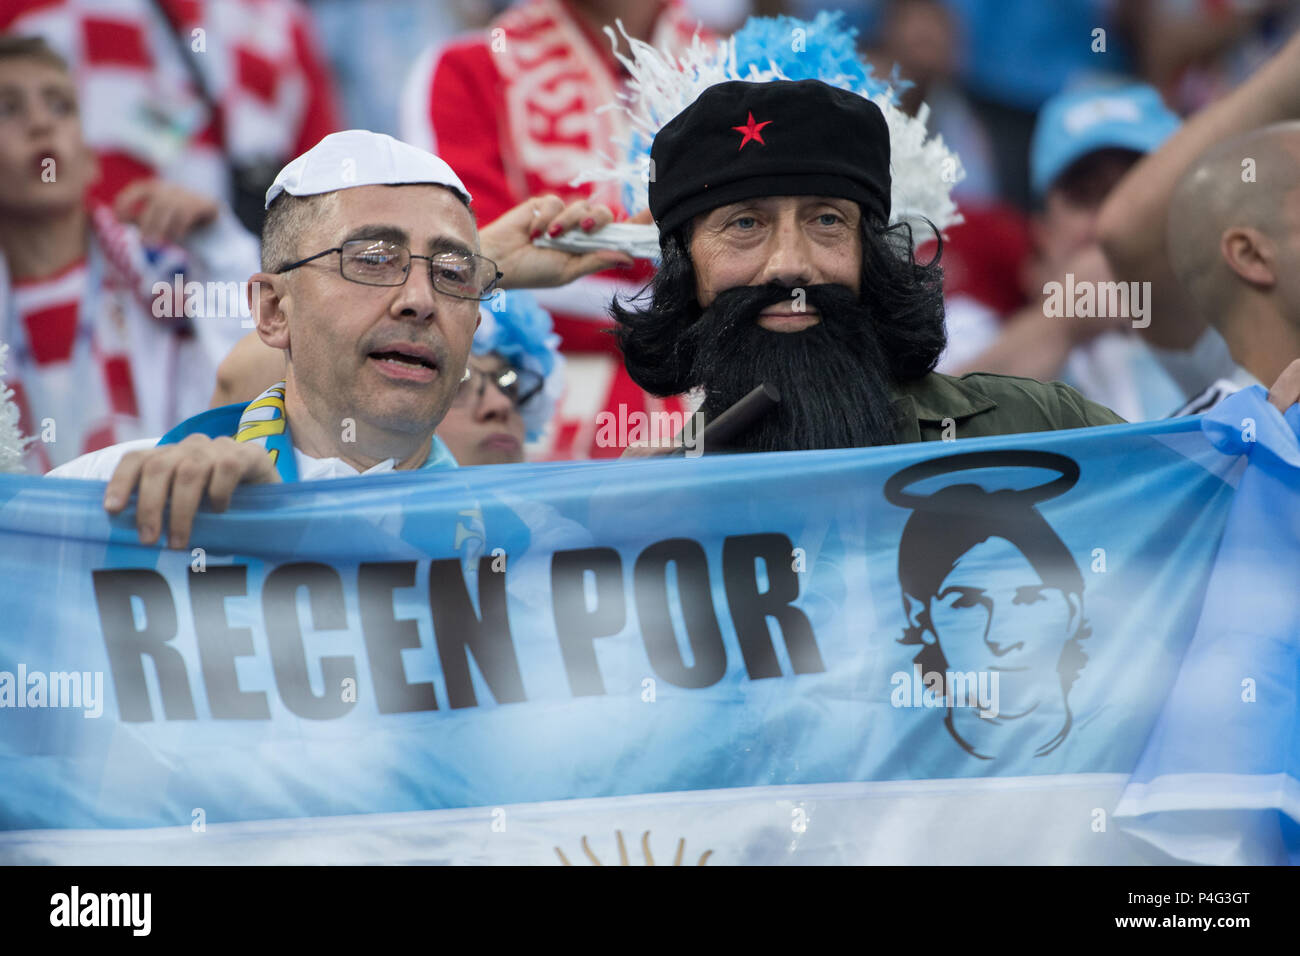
[{"x1": 49, "y1": 130, "x2": 630, "y2": 548}]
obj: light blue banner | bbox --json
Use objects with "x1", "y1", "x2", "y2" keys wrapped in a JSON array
[
  {"x1": 0, "y1": 390, "x2": 1294, "y2": 863},
  {"x1": 1116, "y1": 389, "x2": 1300, "y2": 863}
]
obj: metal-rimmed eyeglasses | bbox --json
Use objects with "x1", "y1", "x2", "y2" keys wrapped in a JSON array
[
  {"x1": 452, "y1": 364, "x2": 544, "y2": 409},
  {"x1": 276, "y1": 238, "x2": 501, "y2": 301}
]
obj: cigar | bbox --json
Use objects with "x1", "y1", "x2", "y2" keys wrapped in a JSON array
[{"x1": 669, "y1": 383, "x2": 781, "y2": 456}]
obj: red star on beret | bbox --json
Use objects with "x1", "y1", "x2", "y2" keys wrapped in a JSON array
[{"x1": 732, "y1": 111, "x2": 772, "y2": 150}]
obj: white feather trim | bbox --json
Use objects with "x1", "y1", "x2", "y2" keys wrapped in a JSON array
[
  {"x1": 576, "y1": 19, "x2": 964, "y2": 247},
  {"x1": 0, "y1": 342, "x2": 30, "y2": 474}
]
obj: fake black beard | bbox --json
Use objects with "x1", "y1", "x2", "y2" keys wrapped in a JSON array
[{"x1": 683, "y1": 283, "x2": 901, "y2": 453}]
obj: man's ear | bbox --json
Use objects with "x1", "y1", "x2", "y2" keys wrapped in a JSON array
[
  {"x1": 249, "y1": 272, "x2": 290, "y2": 349},
  {"x1": 1220, "y1": 226, "x2": 1277, "y2": 289},
  {"x1": 903, "y1": 593, "x2": 936, "y2": 645}
]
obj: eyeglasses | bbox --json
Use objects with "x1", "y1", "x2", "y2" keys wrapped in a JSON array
[
  {"x1": 276, "y1": 238, "x2": 502, "y2": 300},
  {"x1": 452, "y1": 365, "x2": 544, "y2": 409}
]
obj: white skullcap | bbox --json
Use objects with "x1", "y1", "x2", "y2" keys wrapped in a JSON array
[{"x1": 264, "y1": 129, "x2": 471, "y2": 209}]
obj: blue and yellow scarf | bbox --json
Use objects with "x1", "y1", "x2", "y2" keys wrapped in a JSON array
[
  {"x1": 232, "y1": 382, "x2": 297, "y2": 480},
  {"x1": 157, "y1": 381, "x2": 456, "y2": 481}
]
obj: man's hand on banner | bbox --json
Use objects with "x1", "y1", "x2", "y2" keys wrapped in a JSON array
[
  {"x1": 102, "y1": 435, "x2": 281, "y2": 549},
  {"x1": 481, "y1": 195, "x2": 636, "y2": 289},
  {"x1": 1267, "y1": 358, "x2": 1300, "y2": 414}
]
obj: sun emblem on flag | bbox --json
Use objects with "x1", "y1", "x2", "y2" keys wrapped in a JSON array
[
  {"x1": 732, "y1": 111, "x2": 772, "y2": 150},
  {"x1": 555, "y1": 830, "x2": 713, "y2": 865}
]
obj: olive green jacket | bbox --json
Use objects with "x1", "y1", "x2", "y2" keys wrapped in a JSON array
[{"x1": 890, "y1": 372, "x2": 1126, "y2": 443}]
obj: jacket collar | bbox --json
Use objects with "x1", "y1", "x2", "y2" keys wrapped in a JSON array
[
  {"x1": 888, "y1": 373, "x2": 998, "y2": 442},
  {"x1": 892, "y1": 373, "x2": 998, "y2": 421}
]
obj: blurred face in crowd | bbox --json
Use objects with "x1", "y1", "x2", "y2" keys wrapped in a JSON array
[
  {"x1": 881, "y1": 0, "x2": 955, "y2": 92},
  {"x1": 1037, "y1": 148, "x2": 1142, "y2": 268},
  {"x1": 255, "y1": 184, "x2": 481, "y2": 456},
  {"x1": 0, "y1": 54, "x2": 96, "y2": 214},
  {"x1": 435, "y1": 351, "x2": 527, "y2": 465}
]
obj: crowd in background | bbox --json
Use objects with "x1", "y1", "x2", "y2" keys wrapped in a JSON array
[{"x1": 3, "y1": 0, "x2": 1300, "y2": 473}]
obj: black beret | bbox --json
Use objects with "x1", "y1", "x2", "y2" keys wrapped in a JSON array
[{"x1": 648, "y1": 79, "x2": 892, "y2": 239}]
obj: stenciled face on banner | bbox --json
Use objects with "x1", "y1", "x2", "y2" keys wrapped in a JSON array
[{"x1": 884, "y1": 452, "x2": 1090, "y2": 760}]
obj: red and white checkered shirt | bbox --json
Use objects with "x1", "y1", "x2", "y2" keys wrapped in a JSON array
[
  {"x1": 2, "y1": 0, "x2": 343, "y2": 206},
  {"x1": 2, "y1": 202, "x2": 256, "y2": 473}
]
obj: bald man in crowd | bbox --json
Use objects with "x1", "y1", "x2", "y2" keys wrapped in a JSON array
[
  {"x1": 1098, "y1": 30, "x2": 1300, "y2": 414},
  {"x1": 1165, "y1": 122, "x2": 1300, "y2": 410}
]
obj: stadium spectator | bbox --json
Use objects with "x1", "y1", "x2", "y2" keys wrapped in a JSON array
[
  {"x1": 2, "y1": 0, "x2": 345, "y2": 232},
  {"x1": 613, "y1": 76, "x2": 1300, "y2": 454},
  {"x1": 47, "y1": 130, "x2": 629, "y2": 548},
  {"x1": 400, "y1": 0, "x2": 704, "y2": 459},
  {"x1": 438, "y1": 350, "x2": 530, "y2": 465},
  {"x1": 1098, "y1": 27, "x2": 1300, "y2": 414},
  {"x1": 0, "y1": 35, "x2": 256, "y2": 473},
  {"x1": 435, "y1": 292, "x2": 563, "y2": 465},
  {"x1": 612, "y1": 79, "x2": 1128, "y2": 454},
  {"x1": 208, "y1": 290, "x2": 563, "y2": 466},
  {"x1": 866, "y1": 0, "x2": 997, "y2": 203},
  {"x1": 951, "y1": 83, "x2": 1190, "y2": 421}
]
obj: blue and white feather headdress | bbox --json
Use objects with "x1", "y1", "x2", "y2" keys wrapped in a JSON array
[
  {"x1": 474, "y1": 291, "x2": 564, "y2": 443},
  {"x1": 576, "y1": 11, "x2": 964, "y2": 246}
]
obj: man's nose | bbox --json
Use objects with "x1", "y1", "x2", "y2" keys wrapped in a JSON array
[
  {"x1": 27, "y1": 103, "x2": 56, "y2": 136},
  {"x1": 389, "y1": 261, "x2": 439, "y2": 322},
  {"x1": 983, "y1": 606, "x2": 1025, "y2": 656},
  {"x1": 757, "y1": 218, "x2": 815, "y2": 288}
]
